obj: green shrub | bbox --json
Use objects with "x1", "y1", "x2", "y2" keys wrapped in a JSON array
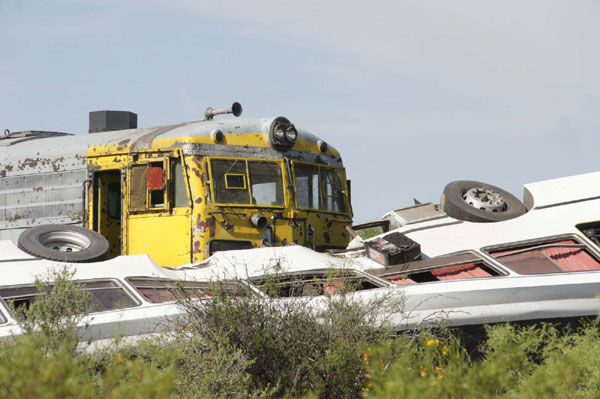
[
  {"x1": 9, "y1": 266, "x2": 92, "y2": 353},
  {"x1": 175, "y1": 276, "x2": 400, "y2": 398},
  {"x1": 361, "y1": 320, "x2": 600, "y2": 399}
]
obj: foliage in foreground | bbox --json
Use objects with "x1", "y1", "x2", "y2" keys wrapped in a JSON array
[
  {"x1": 363, "y1": 322, "x2": 600, "y2": 399},
  {"x1": 3, "y1": 267, "x2": 600, "y2": 398}
]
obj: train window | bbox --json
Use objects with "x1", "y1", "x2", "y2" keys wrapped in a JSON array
[
  {"x1": 209, "y1": 158, "x2": 284, "y2": 206},
  {"x1": 0, "y1": 280, "x2": 139, "y2": 318},
  {"x1": 248, "y1": 161, "x2": 284, "y2": 206},
  {"x1": 127, "y1": 278, "x2": 249, "y2": 303},
  {"x1": 209, "y1": 240, "x2": 253, "y2": 255},
  {"x1": 251, "y1": 270, "x2": 385, "y2": 297},
  {"x1": 293, "y1": 162, "x2": 347, "y2": 213},
  {"x1": 171, "y1": 158, "x2": 190, "y2": 208},
  {"x1": 368, "y1": 252, "x2": 503, "y2": 285},
  {"x1": 489, "y1": 239, "x2": 600, "y2": 275}
]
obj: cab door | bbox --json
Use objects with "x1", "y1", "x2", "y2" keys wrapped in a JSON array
[
  {"x1": 124, "y1": 154, "x2": 192, "y2": 266},
  {"x1": 92, "y1": 170, "x2": 122, "y2": 258}
]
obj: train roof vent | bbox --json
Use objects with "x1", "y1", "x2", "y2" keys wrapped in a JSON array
[{"x1": 89, "y1": 110, "x2": 137, "y2": 133}]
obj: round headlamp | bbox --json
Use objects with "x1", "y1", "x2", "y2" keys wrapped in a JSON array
[{"x1": 269, "y1": 117, "x2": 297, "y2": 150}]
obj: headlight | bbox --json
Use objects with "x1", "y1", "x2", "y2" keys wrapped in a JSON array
[{"x1": 269, "y1": 117, "x2": 297, "y2": 149}]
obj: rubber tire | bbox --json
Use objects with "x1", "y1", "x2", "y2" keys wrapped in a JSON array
[
  {"x1": 18, "y1": 225, "x2": 110, "y2": 263},
  {"x1": 440, "y1": 180, "x2": 526, "y2": 223}
]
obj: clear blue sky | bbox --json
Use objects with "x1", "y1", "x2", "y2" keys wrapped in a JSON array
[{"x1": 1, "y1": 0, "x2": 599, "y2": 221}]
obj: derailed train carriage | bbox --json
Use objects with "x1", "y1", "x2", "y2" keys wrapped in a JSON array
[{"x1": 0, "y1": 103, "x2": 353, "y2": 266}]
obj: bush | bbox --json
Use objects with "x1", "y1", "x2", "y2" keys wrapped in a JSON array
[
  {"x1": 174, "y1": 275, "x2": 402, "y2": 398},
  {"x1": 362, "y1": 320, "x2": 600, "y2": 399},
  {"x1": 9, "y1": 266, "x2": 91, "y2": 352},
  {"x1": 0, "y1": 266, "x2": 177, "y2": 399}
]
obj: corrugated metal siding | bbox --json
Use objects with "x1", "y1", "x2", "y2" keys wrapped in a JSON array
[{"x1": 0, "y1": 168, "x2": 86, "y2": 242}]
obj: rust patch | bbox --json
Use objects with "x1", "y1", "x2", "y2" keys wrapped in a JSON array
[
  {"x1": 32, "y1": 186, "x2": 43, "y2": 192},
  {"x1": 193, "y1": 241, "x2": 201, "y2": 254},
  {"x1": 0, "y1": 170, "x2": 5, "y2": 178},
  {"x1": 190, "y1": 156, "x2": 206, "y2": 183},
  {"x1": 282, "y1": 238, "x2": 288, "y2": 245},
  {"x1": 324, "y1": 232, "x2": 331, "y2": 243},
  {"x1": 5, "y1": 165, "x2": 13, "y2": 172},
  {"x1": 196, "y1": 216, "x2": 216, "y2": 236},
  {"x1": 194, "y1": 197, "x2": 203, "y2": 204},
  {"x1": 18, "y1": 158, "x2": 39, "y2": 170},
  {"x1": 190, "y1": 166, "x2": 202, "y2": 179}
]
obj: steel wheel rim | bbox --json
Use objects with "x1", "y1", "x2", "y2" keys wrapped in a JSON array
[
  {"x1": 39, "y1": 231, "x2": 92, "y2": 252},
  {"x1": 462, "y1": 187, "x2": 507, "y2": 213}
]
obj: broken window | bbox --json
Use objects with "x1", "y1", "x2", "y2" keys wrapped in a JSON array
[
  {"x1": 209, "y1": 158, "x2": 284, "y2": 206},
  {"x1": 130, "y1": 162, "x2": 165, "y2": 209},
  {"x1": 251, "y1": 270, "x2": 385, "y2": 297},
  {"x1": 576, "y1": 221, "x2": 600, "y2": 247},
  {"x1": 209, "y1": 240, "x2": 253, "y2": 255},
  {"x1": 147, "y1": 162, "x2": 165, "y2": 208},
  {"x1": 130, "y1": 157, "x2": 190, "y2": 211},
  {"x1": 489, "y1": 239, "x2": 600, "y2": 275},
  {"x1": 127, "y1": 278, "x2": 249, "y2": 303},
  {"x1": 370, "y1": 253, "x2": 502, "y2": 285},
  {"x1": 0, "y1": 280, "x2": 140, "y2": 317},
  {"x1": 293, "y1": 162, "x2": 347, "y2": 213}
]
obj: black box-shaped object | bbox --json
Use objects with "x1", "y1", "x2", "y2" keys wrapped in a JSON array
[{"x1": 365, "y1": 232, "x2": 421, "y2": 266}]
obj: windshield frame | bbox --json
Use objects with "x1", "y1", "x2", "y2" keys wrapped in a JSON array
[
  {"x1": 291, "y1": 160, "x2": 350, "y2": 215},
  {"x1": 207, "y1": 156, "x2": 287, "y2": 208}
]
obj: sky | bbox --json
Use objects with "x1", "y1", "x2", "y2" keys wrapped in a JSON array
[{"x1": 1, "y1": 0, "x2": 599, "y2": 222}]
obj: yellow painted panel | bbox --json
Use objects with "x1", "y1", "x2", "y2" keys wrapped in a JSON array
[{"x1": 127, "y1": 215, "x2": 191, "y2": 267}]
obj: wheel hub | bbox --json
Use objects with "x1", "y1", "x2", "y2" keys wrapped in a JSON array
[
  {"x1": 462, "y1": 187, "x2": 507, "y2": 213},
  {"x1": 39, "y1": 231, "x2": 92, "y2": 252}
]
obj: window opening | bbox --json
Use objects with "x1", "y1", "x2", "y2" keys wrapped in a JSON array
[
  {"x1": 370, "y1": 253, "x2": 502, "y2": 285},
  {"x1": 225, "y1": 174, "x2": 246, "y2": 189},
  {"x1": 577, "y1": 221, "x2": 600, "y2": 246},
  {"x1": 107, "y1": 183, "x2": 121, "y2": 219},
  {"x1": 293, "y1": 162, "x2": 347, "y2": 213},
  {"x1": 489, "y1": 239, "x2": 600, "y2": 275},
  {"x1": 209, "y1": 240, "x2": 253, "y2": 255},
  {"x1": 171, "y1": 158, "x2": 189, "y2": 207},
  {"x1": 211, "y1": 159, "x2": 251, "y2": 204},
  {"x1": 209, "y1": 158, "x2": 284, "y2": 206},
  {"x1": 127, "y1": 278, "x2": 249, "y2": 303},
  {"x1": 148, "y1": 162, "x2": 165, "y2": 208},
  {"x1": 248, "y1": 161, "x2": 284, "y2": 205},
  {"x1": 294, "y1": 164, "x2": 319, "y2": 209},
  {"x1": 321, "y1": 168, "x2": 346, "y2": 213},
  {"x1": 251, "y1": 271, "x2": 384, "y2": 297},
  {"x1": 383, "y1": 262, "x2": 496, "y2": 285},
  {"x1": 0, "y1": 280, "x2": 139, "y2": 317}
]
